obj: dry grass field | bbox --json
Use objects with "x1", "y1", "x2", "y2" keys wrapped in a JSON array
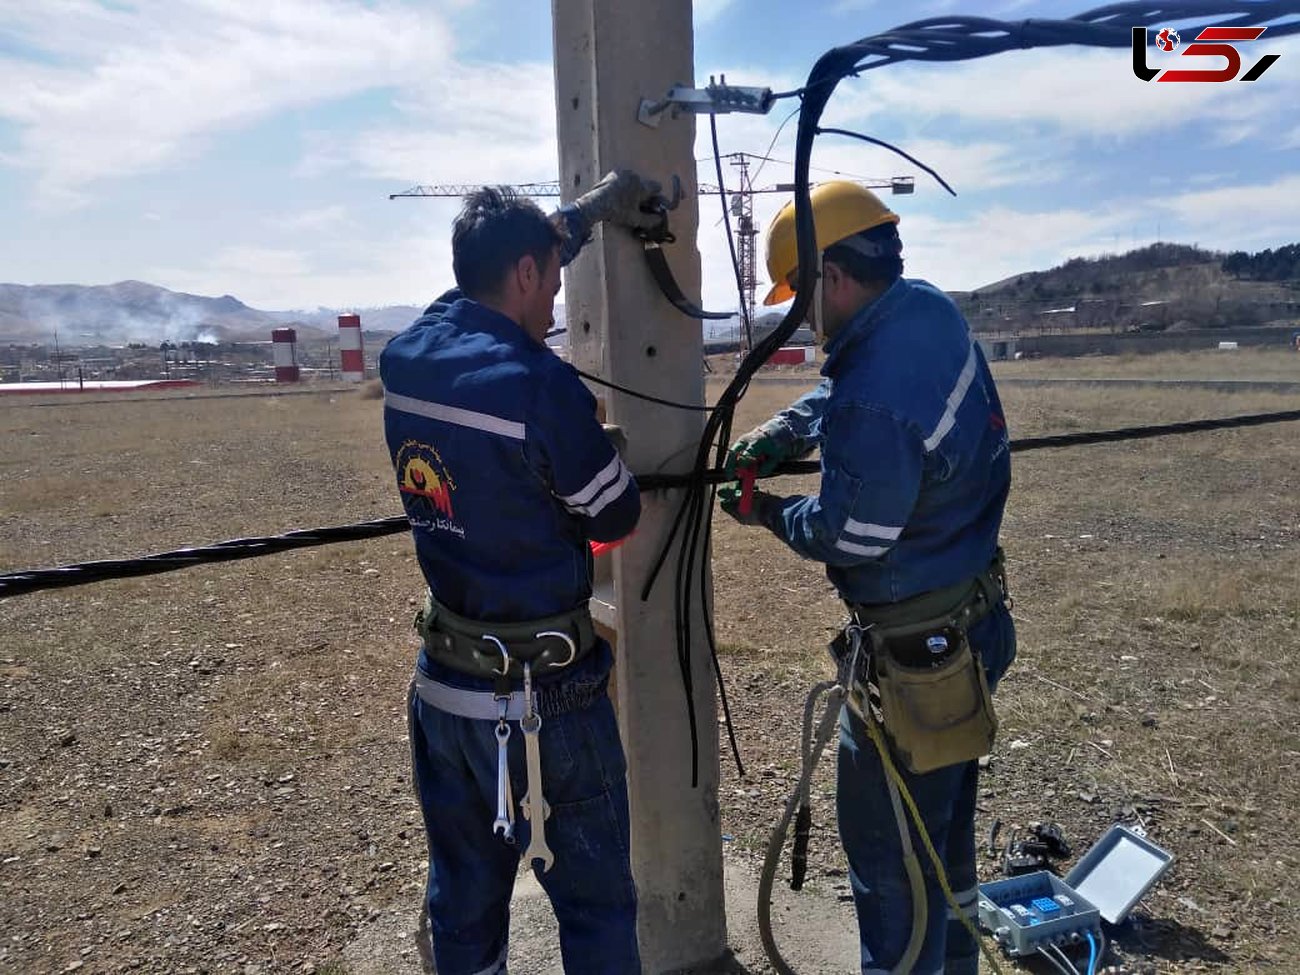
[{"x1": 2, "y1": 353, "x2": 1298, "y2": 974}]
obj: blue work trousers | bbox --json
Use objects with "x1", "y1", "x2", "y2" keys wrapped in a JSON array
[
  {"x1": 408, "y1": 644, "x2": 641, "y2": 975},
  {"x1": 836, "y1": 603, "x2": 1016, "y2": 975}
]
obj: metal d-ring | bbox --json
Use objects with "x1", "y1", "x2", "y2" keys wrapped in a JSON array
[
  {"x1": 482, "y1": 634, "x2": 511, "y2": 676},
  {"x1": 535, "y1": 630, "x2": 576, "y2": 669}
]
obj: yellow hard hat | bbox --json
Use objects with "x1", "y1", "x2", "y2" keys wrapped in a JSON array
[{"x1": 762, "y1": 181, "x2": 900, "y2": 306}]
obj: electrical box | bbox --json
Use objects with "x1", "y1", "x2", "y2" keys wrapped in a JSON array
[{"x1": 978, "y1": 825, "x2": 1174, "y2": 958}]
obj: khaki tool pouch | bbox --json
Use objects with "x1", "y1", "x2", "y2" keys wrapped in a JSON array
[{"x1": 872, "y1": 630, "x2": 998, "y2": 776}]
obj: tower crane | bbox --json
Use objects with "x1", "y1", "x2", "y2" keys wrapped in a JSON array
[{"x1": 390, "y1": 156, "x2": 914, "y2": 345}]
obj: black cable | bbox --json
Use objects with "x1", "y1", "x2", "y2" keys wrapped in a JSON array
[
  {"x1": 815, "y1": 128, "x2": 957, "y2": 197},
  {"x1": 5, "y1": 406, "x2": 1300, "y2": 600},
  {"x1": 0, "y1": 516, "x2": 412, "y2": 598},
  {"x1": 834, "y1": 4, "x2": 1300, "y2": 76},
  {"x1": 1007, "y1": 407, "x2": 1300, "y2": 452},
  {"x1": 637, "y1": 405, "x2": 1300, "y2": 483},
  {"x1": 706, "y1": 113, "x2": 751, "y2": 777},
  {"x1": 574, "y1": 367, "x2": 717, "y2": 412}
]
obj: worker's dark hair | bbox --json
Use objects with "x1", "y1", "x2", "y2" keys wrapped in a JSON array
[
  {"x1": 823, "y1": 222, "x2": 904, "y2": 288},
  {"x1": 452, "y1": 187, "x2": 563, "y2": 300}
]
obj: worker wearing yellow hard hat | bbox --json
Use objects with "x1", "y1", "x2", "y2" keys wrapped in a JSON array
[
  {"x1": 720, "y1": 180, "x2": 1017, "y2": 975},
  {"x1": 761, "y1": 180, "x2": 901, "y2": 307}
]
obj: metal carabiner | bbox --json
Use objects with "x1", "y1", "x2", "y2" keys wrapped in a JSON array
[
  {"x1": 482, "y1": 634, "x2": 511, "y2": 676},
  {"x1": 535, "y1": 630, "x2": 577, "y2": 669}
]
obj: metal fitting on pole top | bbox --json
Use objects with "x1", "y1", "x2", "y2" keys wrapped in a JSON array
[{"x1": 638, "y1": 74, "x2": 775, "y2": 128}]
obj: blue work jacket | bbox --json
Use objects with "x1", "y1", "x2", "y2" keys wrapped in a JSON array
[
  {"x1": 758, "y1": 277, "x2": 1010, "y2": 604},
  {"x1": 379, "y1": 234, "x2": 639, "y2": 624}
]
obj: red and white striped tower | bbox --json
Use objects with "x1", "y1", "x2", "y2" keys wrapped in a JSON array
[
  {"x1": 271, "y1": 327, "x2": 299, "y2": 383},
  {"x1": 338, "y1": 314, "x2": 365, "y2": 382}
]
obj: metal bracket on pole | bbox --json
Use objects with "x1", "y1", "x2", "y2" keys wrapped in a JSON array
[{"x1": 638, "y1": 74, "x2": 775, "y2": 128}]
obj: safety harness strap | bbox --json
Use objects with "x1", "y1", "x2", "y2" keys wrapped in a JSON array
[
  {"x1": 416, "y1": 590, "x2": 597, "y2": 679},
  {"x1": 641, "y1": 243, "x2": 734, "y2": 321},
  {"x1": 410, "y1": 668, "x2": 607, "y2": 721}
]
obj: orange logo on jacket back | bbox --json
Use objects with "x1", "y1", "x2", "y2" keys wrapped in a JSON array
[{"x1": 396, "y1": 441, "x2": 456, "y2": 520}]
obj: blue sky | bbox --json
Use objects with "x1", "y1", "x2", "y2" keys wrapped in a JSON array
[{"x1": 2, "y1": 0, "x2": 1298, "y2": 313}]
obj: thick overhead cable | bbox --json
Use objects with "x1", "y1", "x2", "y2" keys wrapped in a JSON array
[{"x1": 4, "y1": 406, "x2": 1299, "y2": 599}]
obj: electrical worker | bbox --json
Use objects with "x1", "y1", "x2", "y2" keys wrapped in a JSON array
[
  {"x1": 718, "y1": 181, "x2": 1016, "y2": 975},
  {"x1": 381, "y1": 173, "x2": 661, "y2": 975}
]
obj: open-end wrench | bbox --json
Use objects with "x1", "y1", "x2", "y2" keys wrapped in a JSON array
[
  {"x1": 520, "y1": 713, "x2": 553, "y2": 872},
  {"x1": 493, "y1": 719, "x2": 514, "y2": 842},
  {"x1": 518, "y1": 663, "x2": 554, "y2": 871}
]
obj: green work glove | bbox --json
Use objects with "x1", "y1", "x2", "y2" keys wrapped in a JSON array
[
  {"x1": 574, "y1": 169, "x2": 664, "y2": 233},
  {"x1": 717, "y1": 482, "x2": 782, "y2": 528},
  {"x1": 724, "y1": 423, "x2": 791, "y2": 479}
]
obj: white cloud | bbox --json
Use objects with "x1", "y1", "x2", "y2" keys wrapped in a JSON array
[
  {"x1": 904, "y1": 205, "x2": 1131, "y2": 292},
  {"x1": 1164, "y1": 173, "x2": 1300, "y2": 251},
  {"x1": 0, "y1": 1, "x2": 454, "y2": 205},
  {"x1": 150, "y1": 221, "x2": 451, "y2": 310},
  {"x1": 316, "y1": 61, "x2": 560, "y2": 186}
]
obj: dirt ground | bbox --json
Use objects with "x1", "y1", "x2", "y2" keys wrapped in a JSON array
[{"x1": 2, "y1": 350, "x2": 1298, "y2": 974}]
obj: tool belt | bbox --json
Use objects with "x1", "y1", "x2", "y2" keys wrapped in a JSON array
[
  {"x1": 414, "y1": 590, "x2": 597, "y2": 680},
  {"x1": 848, "y1": 548, "x2": 1007, "y2": 640},
  {"x1": 838, "y1": 549, "x2": 1008, "y2": 775}
]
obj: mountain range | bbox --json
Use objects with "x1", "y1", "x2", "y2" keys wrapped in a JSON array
[
  {"x1": 0, "y1": 280, "x2": 426, "y2": 347},
  {"x1": 4, "y1": 243, "x2": 1296, "y2": 348}
]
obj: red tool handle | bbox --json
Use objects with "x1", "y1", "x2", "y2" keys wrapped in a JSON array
[
  {"x1": 737, "y1": 466, "x2": 756, "y2": 517},
  {"x1": 590, "y1": 532, "x2": 635, "y2": 558}
]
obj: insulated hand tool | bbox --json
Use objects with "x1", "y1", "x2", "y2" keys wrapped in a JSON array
[
  {"x1": 590, "y1": 531, "x2": 635, "y2": 558},
  {"x1": 737, "y1": 464, "x2": 757, "y2": 517}
]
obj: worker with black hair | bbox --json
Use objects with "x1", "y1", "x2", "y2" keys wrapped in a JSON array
[{"x1": 382, "y1": 171, "x2": 660, "y2": 975}]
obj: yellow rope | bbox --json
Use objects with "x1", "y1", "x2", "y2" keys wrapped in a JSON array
[{"x1": 851, "y1": 690, "x2": 1008, "y2": 975}]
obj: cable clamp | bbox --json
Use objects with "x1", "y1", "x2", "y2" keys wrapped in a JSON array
[{"x1": 638, "y1": 75, "x2": 775, "y2": 128}]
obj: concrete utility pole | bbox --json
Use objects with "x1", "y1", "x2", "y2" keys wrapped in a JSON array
[{"x1": 551, "y1": 1, "x2": 726, "y2": 972}]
